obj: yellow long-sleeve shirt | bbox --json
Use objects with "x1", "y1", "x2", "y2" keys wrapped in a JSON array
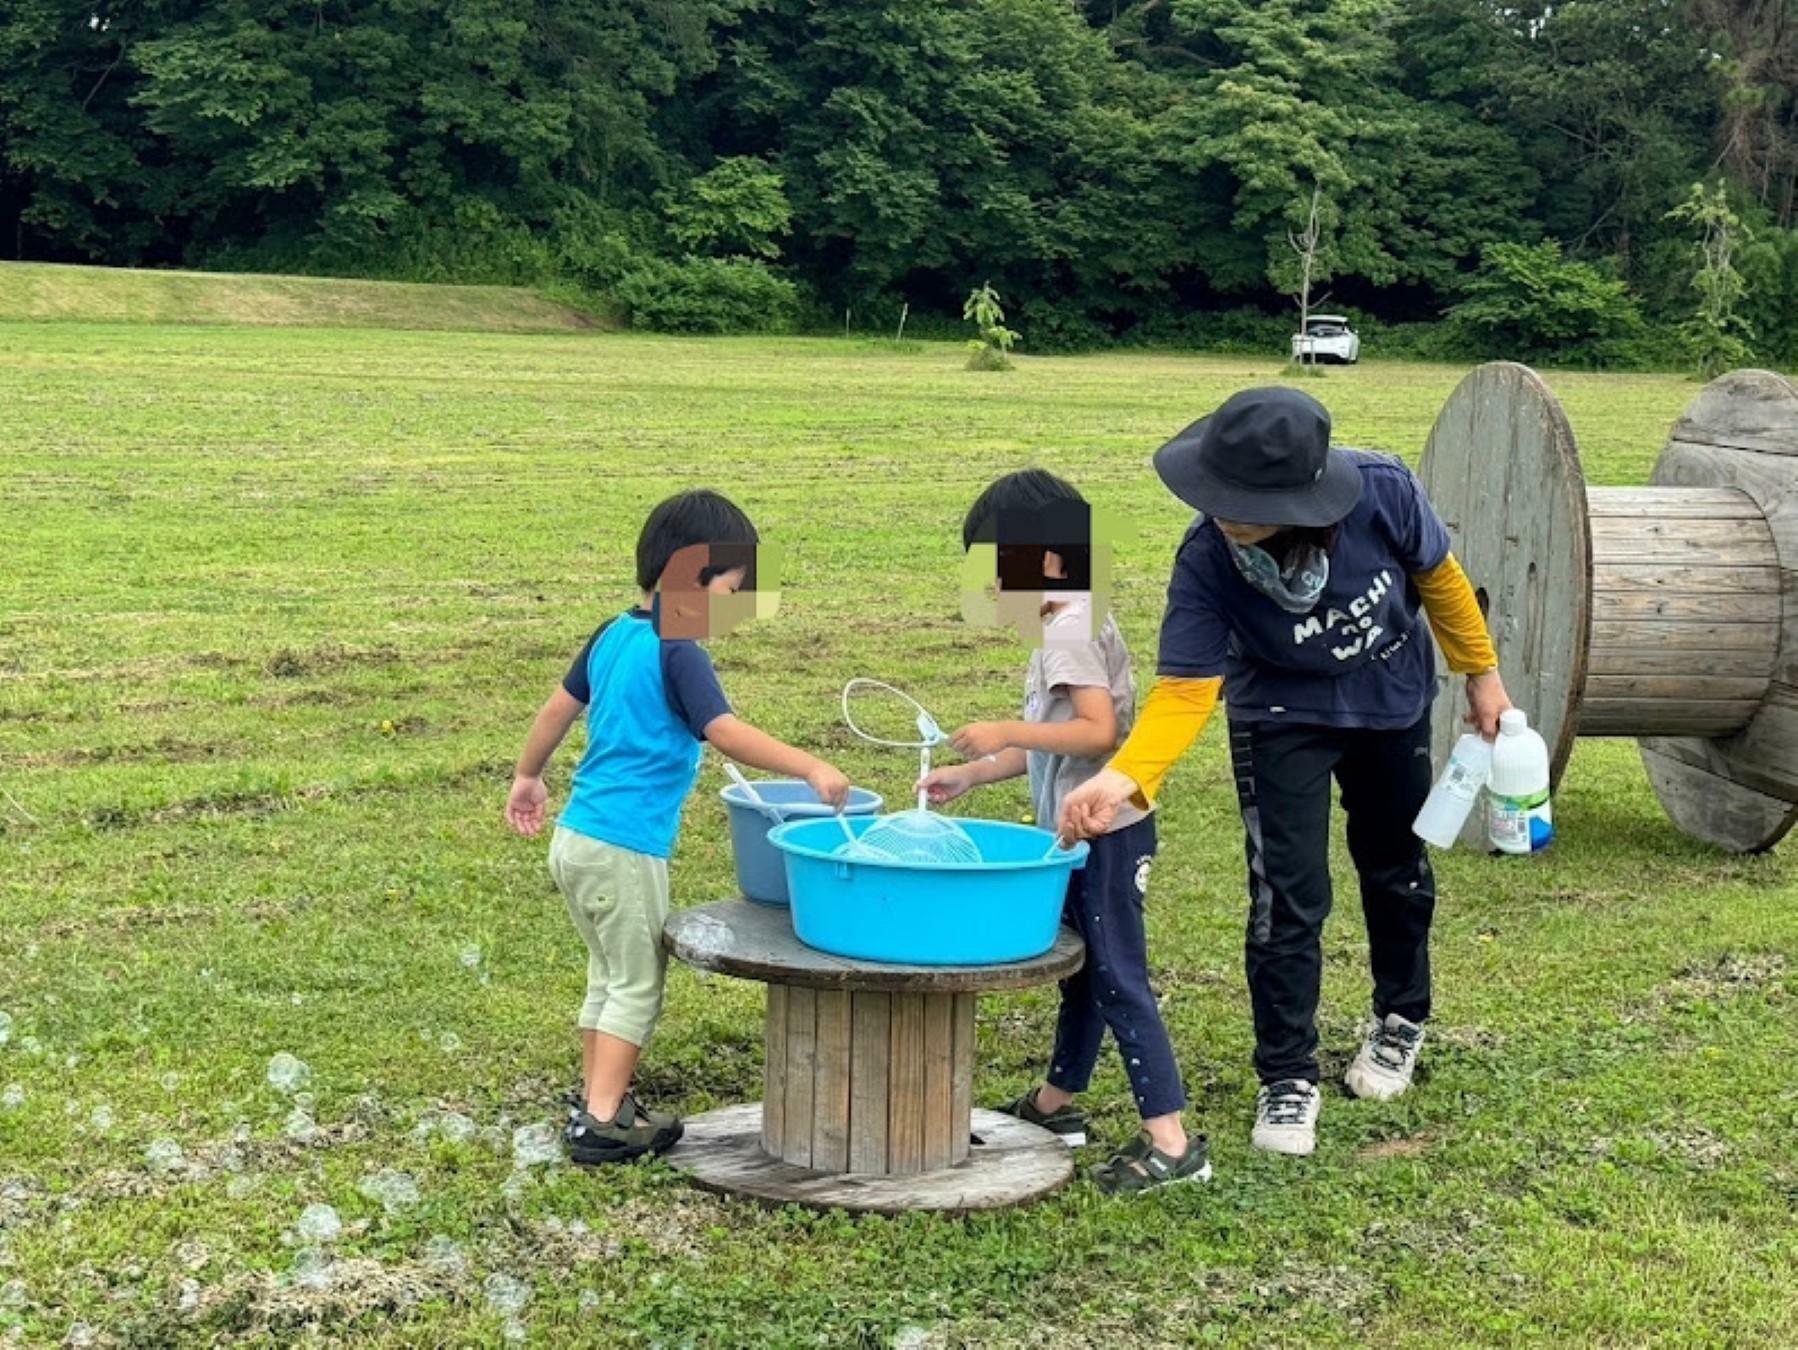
[{"x1": 1110, "y1": 554, "x2": 1496, "y2": 807}]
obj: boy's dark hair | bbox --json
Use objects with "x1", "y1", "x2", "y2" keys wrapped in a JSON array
[
  {"x1": 962, "y1": 469, "x2": 1091, "y2": 590},
  {"x1": 636, "y1": 490, "x2": 760, "y2": 592}
]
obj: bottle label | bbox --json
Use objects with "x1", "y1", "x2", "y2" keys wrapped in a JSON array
[{"x1": 1489, "y1": 788, "x2": 1553, "y2": 853}]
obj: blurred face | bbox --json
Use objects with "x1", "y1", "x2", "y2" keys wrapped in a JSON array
[
  {"x1": 654, "y1": 546, "x2": 768, "y2": 639},
  {"x1": 961, "y1": 545, "x2": 1093, "y2": 645},
  {"x1": 1214, "y1": 519, "x2": 1282, "y2": 547}
]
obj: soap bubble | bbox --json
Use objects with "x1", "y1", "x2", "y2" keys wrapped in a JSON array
[
  {"x1": 459, "y1": 944, "x2": 483, "y2": 970},
  {"x1": 225, "y1": 1174, "x2": 258, "y2": 1201},
  {"x1": 160, "y1": 1073, "x2": 181, "y2": 1092},
  {"x1": 511, "y1": 1123, "x2": 560, "y2": 1170},
  {"x1": 144, "y1": 1138, "x2": 186, "y2": 1176},
  {"x1": 176, "y1": 1279, "x2": 201, "y2": 1313},
  {"x1": 67, "y1": 1322, "x2": 98, "y2": 1348},
  {"x1": 266, "y1": 1053, "x2": 311, "y2": 1094},
  {"x1": 437, "y1": 1032, "x2": 462, "y2": 1055},
  {"x1": 484, "y1": 1272, "x2": 531, "y2": 1316},
  {"x1": 357, "y1": 1168, "x2": 420, "y2": 1216},
  {"x1": 291, "y1": 1247, "x2": 333, "y2": 1291},
  {"x1": 503, "y1": 1319, "x2": 527, "y2": 1344},
  {"x1": 0, "y1": 1086, "x2": 22, "y2": 1111},
  {"x1": 87, "y1": 1104, "x2": 114, "y2": 1131},
  {"x1": 0, "y1": 1012, "x2": 12, "y2": 1047},
  {"x1": 283, "y1": 1108, "x2": 320, "y2": 1143},
  {"x1": 422, "y1": 1235, "x2": 466, "y2": 1274},
  {"x1": 18, "y1": 1037, "x2": 42, "y2": 1059},
  {"x1": 0, "y1": 1279, "x2": 26, "y2": 1309},
  {"x1": 578, "y1": 1290, "x2": 600, "y2": 1313},
  {"x1": 295, "y1": 1203, "x2": 342, "y2": 1245}
]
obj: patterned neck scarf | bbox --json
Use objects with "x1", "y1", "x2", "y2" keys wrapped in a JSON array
[{"x1": 1223, "y1": 532, "x2": 1331, "y2": 615}]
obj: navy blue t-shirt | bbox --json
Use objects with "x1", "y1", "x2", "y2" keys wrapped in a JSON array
[{"x1": 1156, "y1": 452, "x2": 1452, "y2": 729}]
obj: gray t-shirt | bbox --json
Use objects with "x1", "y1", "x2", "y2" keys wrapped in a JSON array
[{"x1": 1024, "y1": 599, "x2": 1147, "y2": 834}]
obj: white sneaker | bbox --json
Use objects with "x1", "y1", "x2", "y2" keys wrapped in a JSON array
[
  {"x1": 1252, "y1": 1079, "x2": 1320, "y2": 1156},
  {"x1": 1344, "y1": 1013, "x2": 1425, "y2": 1102}
]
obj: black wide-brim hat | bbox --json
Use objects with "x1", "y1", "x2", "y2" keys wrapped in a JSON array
[{"x1": 1152, "y1": 386, "x2": 1363, "y2": 528}]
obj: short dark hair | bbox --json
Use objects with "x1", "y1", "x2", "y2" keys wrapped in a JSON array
[
  {"x1": 962, "y1": 469, "x2": 1091, "y2": 590},
  {"x1": 636, "y1": 490, "x2": 760, "y2": 592}
]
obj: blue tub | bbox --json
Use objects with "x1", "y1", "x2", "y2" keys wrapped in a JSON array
[
  {"x1": 721, "y1": 780, "x2": 884, "y2": 906},
  {"x1": 768, "y1": 817, "x2": 1089, "y2": 965}
]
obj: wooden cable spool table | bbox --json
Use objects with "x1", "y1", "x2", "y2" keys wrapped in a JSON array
[
  {"x1": 1419, "y1": 362, "x2": 1798, "y2": 852},
  {"x1": 661, "y1": 900, "x2": 1084, "y2": 1214}
]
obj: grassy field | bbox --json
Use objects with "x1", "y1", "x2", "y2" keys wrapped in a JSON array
[
  {"x1": 0, "y1": 263, "x2": 603, "y2": 333},
  {"x1": 1, "y1": 323, "x2": 1794, "y2": 1347}
]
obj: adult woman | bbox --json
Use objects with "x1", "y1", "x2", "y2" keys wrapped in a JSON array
[{"x1": 1058, "y1": 387, "x2": 1510, "y2": 1157}]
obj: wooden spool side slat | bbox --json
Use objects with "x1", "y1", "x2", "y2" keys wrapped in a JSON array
[
  {"x1": 811, "y1": 990, "x2": 852, "y2": 1174},
  {"x1": 1590, "y1": 619, "x2": 1779, "y2": 653},
  {"x1": 887, "y1": 993, "x2": 927, "y2": 1175},
  {"x1": 1594, "y1": 561, "x2": 1782, "y2": 594},
  {"x1": 1591, "y1": 579, "x2": 1782, "y2": 623},
  {"x1": 781, "y1": 987, "x2": 817, "y2": 1169},
  {"x1": 1580, "y1": 699, "x2": 1762, "y2": 737},
  {"x1": 950, "y1": 994, "x2": 975, "y2": 1167},
  {"x1": 1587, "y1": 487, "x2": 1767, "y2": 519},
  {"x1": 762, "y1": 983, "x2": 788, "y2": 1158},
  {"x1": 848, "y1": 992, "x2": 891, "y2": 1174},
  {"x1": 1587, "y1": 514, "x2": 1778, "y2": 567},
  {"x1": 1584, "y1": 674, "x2": 1769, "y2": 702},
  {"x1": 1586, "y1": 648, "x2": 1777, "y2": 679},
  {"x1": 921, "y1": 997, "x2": 956, "y2": 1171}
]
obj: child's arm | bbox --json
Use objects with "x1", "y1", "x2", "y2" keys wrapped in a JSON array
[
  {"x1": 947, "y1": 685, "x2": 1118, "y2": 761},
  {"x1": 706, "y1": 714, "x2": 851, "y2": 809},
  {"x1": 505, "y1": 687, "x2": 587, "y2": 837},
  {"x1": 918, "y1": 747, "x2": 1027, "y2": 805}
]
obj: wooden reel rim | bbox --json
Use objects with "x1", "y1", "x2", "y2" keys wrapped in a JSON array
[
  {"x1": 1418, "y1": 362, "x2": 1592, "y2": 827},
  {"x1": 1641, "y1": 368, "x2": 1798, "y2": 854}
]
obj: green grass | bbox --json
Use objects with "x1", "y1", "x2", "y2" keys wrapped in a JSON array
[
  {"x1": 0, "y1": 262, "x2": 605, "y2": 333},
  {"x1": 1, "y1": 324, "x2": 1794, "y2": 1347}
]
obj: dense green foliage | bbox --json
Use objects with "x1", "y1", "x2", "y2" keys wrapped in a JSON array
[{"x1": 5, "y1": 0, "x2": 1798, "y2": 358}]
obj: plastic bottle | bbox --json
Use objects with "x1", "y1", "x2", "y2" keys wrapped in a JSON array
[
  {"x1": 1488, "y1": 709, "x2": 1553, "y2": 854},
  {"x1": 1413, "y1": 733, "x2": 1493, "y2": 848}
]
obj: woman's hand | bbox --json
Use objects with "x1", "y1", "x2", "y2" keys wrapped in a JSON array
[
  {"x1": 1464, "y1": 669, "x2": 1513, "y2": 739},
  {"x1": 1057, "y1": 767, "x2": 1139, "y2": 842},
  {"x1": 916, "y1": 764, "x2": 979, "y2": 806}
]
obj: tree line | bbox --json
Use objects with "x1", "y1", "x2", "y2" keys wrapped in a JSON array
[{"x1": 3, "y1": 0, "x2": 1796, "y2": 363}]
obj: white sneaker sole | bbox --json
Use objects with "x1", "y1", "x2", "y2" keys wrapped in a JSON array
[
  {"x1": 1344, "y1": 1062, "x2": 1413, "y2": 1102},
  {"x1": 1251, "y1": 1130, "x2": 1316, "y2": 1157}
]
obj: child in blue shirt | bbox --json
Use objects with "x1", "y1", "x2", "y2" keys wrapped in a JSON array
[{"x1": 505, "y1": 489, "x2": 850, "y2": 1165}]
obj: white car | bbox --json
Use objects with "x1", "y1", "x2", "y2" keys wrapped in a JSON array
[{"x1": 1290, "y1": 315, "x2": 1360, "y2": 365}]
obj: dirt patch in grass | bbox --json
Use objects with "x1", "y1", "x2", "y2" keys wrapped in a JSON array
[
  {"x1": 264, "y1": 642, "x2": 401, "y2": 679},
  {"x1": 1358, "y1": 1133, "x2": 1436, "y2": 1162}
]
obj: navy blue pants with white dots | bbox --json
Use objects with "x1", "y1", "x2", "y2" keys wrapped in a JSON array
[{"x1": 1045, "y1": 815, "x2": 1187, "y2": 1119}]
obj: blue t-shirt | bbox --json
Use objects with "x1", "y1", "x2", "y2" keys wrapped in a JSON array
[
  {"x1": 557, "y1": 609, "x2": 732, "y2": 859},
  {"x1": 1156, "y1": 452, "x2": 1452, "y2": 729}
]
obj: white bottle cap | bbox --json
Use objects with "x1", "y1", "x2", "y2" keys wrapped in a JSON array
[{"x1": 1499, "y1": 708, "x2": 1528, "y2": 734}]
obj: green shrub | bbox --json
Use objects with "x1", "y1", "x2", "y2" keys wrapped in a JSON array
[
  {"x1": 613, "y1": 256, "x2": 800, "y2": 334},
  {"x1": 1448, "y1": 241, "x2": 1644, "y2": 367},
  {"x1": 1014, "y1": 299, "x2": 1110, "y2": 354}
]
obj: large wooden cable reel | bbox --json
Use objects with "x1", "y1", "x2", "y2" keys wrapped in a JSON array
[{"x1": 1418, "y1": 362, "x2": 1798, "y2": 853}]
